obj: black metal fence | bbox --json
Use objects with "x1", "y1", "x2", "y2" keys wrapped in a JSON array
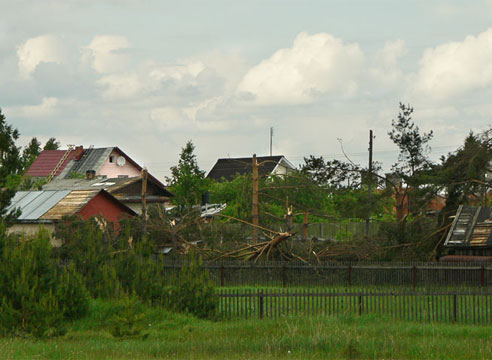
[
  {"x1": 217, "y1": 287, "x2": 492, "y2": 324},
  {"x1": 162, "y1": 261, "x2": 492, "y2": 288}
]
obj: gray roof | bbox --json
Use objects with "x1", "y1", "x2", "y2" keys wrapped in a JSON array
[
  {"x1": 7, "y1": 190, "x2": 71, "y2": 221},
  {"x1": 58, "y1": 148, "x2": 113, "y2": 179},
  {"x1": 43, "y1": 177, "x2": 131, "y2": 191}
]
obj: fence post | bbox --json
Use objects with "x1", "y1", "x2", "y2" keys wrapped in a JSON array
[
  {"x1": 348, "y1": 265, "x2": 352, "y2": 287},
  {"x1": 259, "y1": 290, "x2": 264, "y2": 319},
  {"x1": 358, "y1": 294, "x2": 362, "y2": 316},
  {"x1": 282, "y1": 265, "x2": 287, "y2": 288},
  {"x1": 481, "y1": 266, "x2": 485, "y2": 287},
  {"x1": 220, "y1": 264, "x2": 225, "y2": 287},
  {"x1": 453, "y1": 294, "x2": 457, "y2": 323},
  {"x1": 412, "y1": 266, "x2": 417, "y2": 290}
]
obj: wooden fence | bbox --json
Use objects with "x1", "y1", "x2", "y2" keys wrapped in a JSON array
[
  {"x1": 162, "y1": 261, "x2": 492, "y2": 288},
  {"x1": 217, "y1": 288, "x2": 492, "y2": 324}
]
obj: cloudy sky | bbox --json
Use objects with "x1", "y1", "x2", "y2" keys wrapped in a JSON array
[{"x1": 2, "y1": 0, "x2": 492, "y2": 181}]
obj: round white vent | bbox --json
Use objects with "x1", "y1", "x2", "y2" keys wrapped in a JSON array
[{"x1": 116, "y1": 156, "x2": 126, "y2": 167}]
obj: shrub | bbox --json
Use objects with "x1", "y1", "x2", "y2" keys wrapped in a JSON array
[
  {"x1": 109, "y1": 292, "x2": 147, "y2": 339},
  {"x1": 168, "y1": 251, "x2": 218, "y2": 319},
  {"x1": 0, "y1": 226, "x2": 89, "y2": 337}
]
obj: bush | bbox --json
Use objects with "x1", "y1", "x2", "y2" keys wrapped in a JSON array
[
  {"x1": 109, "y1": 292, "x2": 147, "y2": 339},
  {"x1": 0, "y1": 226, "x2": 89, "y2": 337},
  {"x1": 168, "y1": 251, "x2": 218, "y2": 319}
]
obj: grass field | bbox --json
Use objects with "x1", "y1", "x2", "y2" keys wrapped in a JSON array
[{"x1": 2, "y1": 299, "x2": 492, "y2": 359}]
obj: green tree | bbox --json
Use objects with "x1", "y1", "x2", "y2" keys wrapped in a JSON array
[
  {"x1": 388, "y1": 103, "x2": 435, "y2": 220},
  {"x1": 388, "y1": 103, "x2": 434, "y2": 178},
  {"x1": 166, "y1": 140, "x2": 209, "y2": 207},
  {"x1": 0, "y1": 108, "x2": 23, "y2": 220},
  {"x1": 436, "y1": 130, "x2": 492, "y2": 223},
  {"x1": 43, "y1": 137, "x2": 60, "y2": 150},
  {"x1": 21, "y1": 137, "x2": 41, "y2": 171}
]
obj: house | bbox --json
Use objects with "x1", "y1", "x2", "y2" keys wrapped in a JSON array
[
  {"x1": 26, "y1": 146, "x2": 150, "y2": 181},
  {"x1": 6, "y1": 189, "x2": 137, "y2": 245},
  {"x1": 444, "y1": 205, "x2": 492, "y2": 256},
  {"x1": 206, "y1": 155, "x2": 295, "y2": 182},
  {"x1": 42, "y1": 176, "x2": 173, "y2": 214}
]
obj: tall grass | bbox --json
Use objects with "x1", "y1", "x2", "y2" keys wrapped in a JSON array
[{"x1": 1, "y1": 299, "x2": 492, "y2": 359}]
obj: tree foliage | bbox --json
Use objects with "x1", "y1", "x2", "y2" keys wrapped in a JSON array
[
  {"x1": 167, "y1": 140, "x2": 209, "y2": 207},
  {"x1": 0, "y1": 109, "x2": 23, "y2": 220},
  {"x1": 43, "y1": 137, "x2": 60, "y2": 150}
]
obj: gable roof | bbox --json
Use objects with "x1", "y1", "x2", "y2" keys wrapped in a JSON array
[
  {"x1": 6, "y1": 189, "x2": 137, "y2": 223},
  {"x1": 445, "y1": 205, "x2": 492, "y2": 248},
  {"x1": 207, "y1": 155, "x2": 294, "y2": 181},
  {"x1": 25, "y1": 146, "x2": 167, "y2": 189},
  {"x1": 25, "y1": 150, "x2": 78, "y2": 177}
]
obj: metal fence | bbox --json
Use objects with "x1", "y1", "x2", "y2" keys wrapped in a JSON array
[
  {"x1": 217, "y1": 287, "x2": 492, "y2": 324},
  {"x1": 162, "y1": 261, "x2": 492, "y2": 288}
]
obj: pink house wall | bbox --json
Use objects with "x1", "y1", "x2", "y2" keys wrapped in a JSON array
[{"x1": 98, "y1": 150, "x2": 141, "y2": 178}]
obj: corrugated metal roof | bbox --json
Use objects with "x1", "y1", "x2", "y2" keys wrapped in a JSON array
[
  {"x1": 7, "y1": 190, "x2": 71, "y2": 221},
  {"x1": 41, "y1": 190, "x2": 99, "y2": 220},
  {"x1": 61, "y1": 148, "x2": 113, "y2": 178},
  {"x1": 25, "y1": 151, "x2": 77, "y2": 177}
]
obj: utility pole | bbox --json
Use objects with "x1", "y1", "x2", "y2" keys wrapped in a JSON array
[
  {"x1": 141, "y1": 168, "x2": 148, "y2": 234},
  {"x1": 269, "y1": 127, "x2": 274, "y2": 156},
  {"x1": 365, "y1": 130, "x2": 373, "y2": 237},
  {"x1": 252, "y1": 154, "x2": 259, "y2": 243}
]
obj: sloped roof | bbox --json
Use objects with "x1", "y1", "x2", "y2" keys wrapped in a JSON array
[
  {"x1": 6, "y1": 189, "x2": 137, "y2": 222},
  {"x1": 41, "y1": 190, "x2": 101, "y2": 220},
  {"x1": 7, "y1": 190, "x2": 71, "y2": 221},
  {"x1": 25, "y1": 150, "x2": 78, "y2": 177},
  {"x1": 445, "y1": 206, "x2": 492, "y2": 248},
  {"x1": 207, "y1": 156, "x2": 294, "y2": 181},
  {"x1": 43, "y1": 176, "x2": 173, "y2": 197},
  {"x1": 25, "y1": 146, "x2": 167, "y2": 190},
  {"x1": 59, "y1": 148, "x2": 112, "y2": 179}
]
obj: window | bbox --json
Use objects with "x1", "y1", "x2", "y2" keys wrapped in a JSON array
[{"x1": 109, "y1": 155, "x2": 115, "y2": 163}]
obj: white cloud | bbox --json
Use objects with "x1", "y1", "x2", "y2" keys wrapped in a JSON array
[
  {"x1": 149, "y1": 106, "x2": 191, "y2": 130},
  {"x1": 82, "y1": 35, "x2": 131, "y2": 74},
  {"x1": 237, "y1": 32, "x2": 364, "y2": 105},
  {"x1": 17, "y1": 35, "x2": 64, "y2": 78},
  {"x1": 412, "y1": 28, "x2": 492, "y2": 100},
  {"x1": 6, "y1": 97, "x2": 59, "y2": 117},
  {"x1": 369, "y1": 40, "x2": 407, "y2": 88},
  {"x1": 149, "y1": 62, "x2": 205, "y2": 83},
  {"x1": 96, "y1": 73, "x2": 144, "y2": 100}
]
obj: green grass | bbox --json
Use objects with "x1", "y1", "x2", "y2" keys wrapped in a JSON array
[{"x1": 2, "y1": 299, "x2": 492, "y2": 359}]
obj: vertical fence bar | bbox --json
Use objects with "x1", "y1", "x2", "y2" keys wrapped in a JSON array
[
  {"x1": 348, "y1": 265, "x2": 352, "y2": 287},
  {"x1": 259, "y1": 289, "x2": 264, "y2": 319},
  {"x1": 282, "y1": 265, "x2": 287, "y2": 288},
  {"x1": 412, "y1": 266, "x2": 417, "y2": 290},
  {"x1": 481, "y1": 266, "x2": 485, "y2": 287},
  {"x1": 220, "y1": 264, "x2": 225, "y2": 287}
]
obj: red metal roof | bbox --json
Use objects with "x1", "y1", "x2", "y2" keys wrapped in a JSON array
[{"x1": 25, "y1": 150, "x2": 77, "y2": 177}]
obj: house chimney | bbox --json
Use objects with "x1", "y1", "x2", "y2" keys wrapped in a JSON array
[
  {"x1": 74, "y1": 146, "x2": 84, "y2": 160},
  {"x1": 86, "y1": 170, "x2": 96, "y2": 180}
]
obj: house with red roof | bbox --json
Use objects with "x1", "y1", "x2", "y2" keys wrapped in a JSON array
[{"x1": 25, "y1": 146, "x2": 173, "y2": 214}]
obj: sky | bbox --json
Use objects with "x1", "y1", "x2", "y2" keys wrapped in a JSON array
[{"x1": 2, "y1": 0, "x2": 492, "y2": 181}]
